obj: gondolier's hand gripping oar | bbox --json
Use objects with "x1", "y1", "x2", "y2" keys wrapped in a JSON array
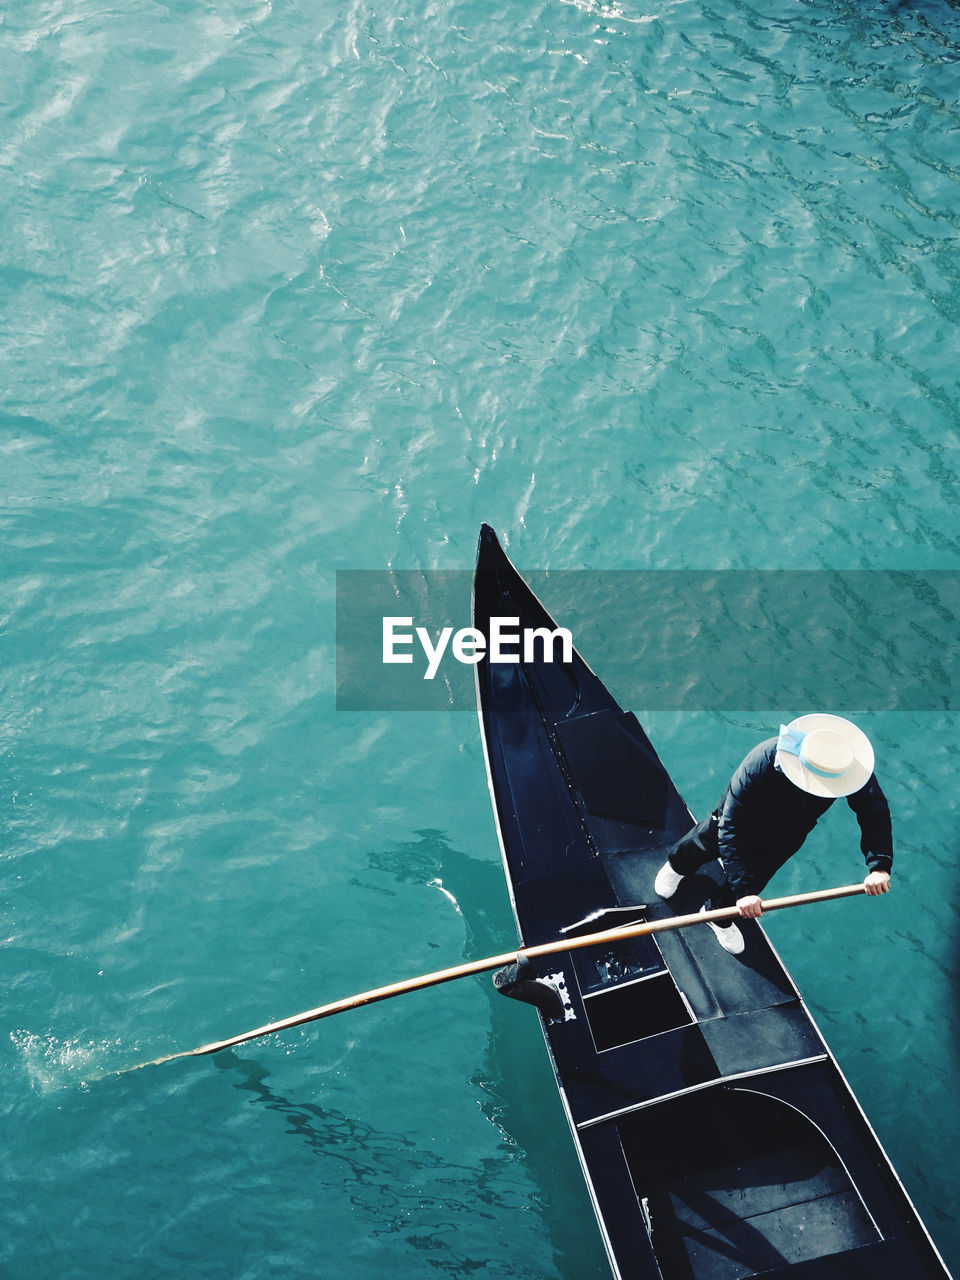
[{"x1": 123, "y1": 882, "x2": 869, "y2": 1075}]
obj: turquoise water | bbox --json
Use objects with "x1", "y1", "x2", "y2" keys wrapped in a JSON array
[{"x1": 3, "y1": 0, "x2": 960, "y2": 1275}]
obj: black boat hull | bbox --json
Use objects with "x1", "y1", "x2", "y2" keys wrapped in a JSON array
[{"x1": 473, "y1": 524, "x2": 950, "y2": 1280}]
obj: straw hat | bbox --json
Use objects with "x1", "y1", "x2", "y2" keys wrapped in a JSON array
[{"x1": 775, "y1": 714, "x2": 875, "y2": 798}]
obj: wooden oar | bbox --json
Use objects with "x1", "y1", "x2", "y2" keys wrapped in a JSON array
[{"x1": 126, "y1": 882, "x2": 868, "y2": 1073}]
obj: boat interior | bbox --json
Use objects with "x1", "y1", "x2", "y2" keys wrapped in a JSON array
[{"x1": 618, "y1": 1085, "x2": 879, "y2": 1279}]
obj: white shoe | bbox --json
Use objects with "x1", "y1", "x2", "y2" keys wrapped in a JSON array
[
  {"x1": 654, "y1": 860, "x2": 684, "y2": 899},
  {"x1": 700, "y1": 907, "x2": 745, "y2": 955}
]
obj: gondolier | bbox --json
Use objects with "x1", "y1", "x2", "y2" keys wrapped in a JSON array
[{"x1": 655, "y1": 714, "x2": 893, "y2": 955}]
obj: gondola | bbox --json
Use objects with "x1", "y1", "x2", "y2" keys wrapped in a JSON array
[{"x1": 472, "y1": 524, "x2": 951, "y2": 1280}]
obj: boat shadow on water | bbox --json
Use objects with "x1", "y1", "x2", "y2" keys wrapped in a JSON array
[
  {"x1": 209, "y1": 826, "x2": 611, "y2": 1276},
  {"x1": 211, "y1": 1049, "x2": 541, "y2": 1273}
]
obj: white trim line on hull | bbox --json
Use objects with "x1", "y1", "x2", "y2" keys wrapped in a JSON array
[{"x1": 575, "y1": 1053, "x2": 831, "y2": 1131}]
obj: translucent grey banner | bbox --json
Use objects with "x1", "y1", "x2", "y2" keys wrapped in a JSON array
[{"x1": 335, "y1": 570, "x2": 959, "y2": 712}]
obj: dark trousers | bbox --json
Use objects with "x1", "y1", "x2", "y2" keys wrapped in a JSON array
[
  {"x1": 669, "y1": 810, "x2": 736, "y2": 911},
  {"x1": 670, "y1": 811, "x2": 793, "y2": 910}
]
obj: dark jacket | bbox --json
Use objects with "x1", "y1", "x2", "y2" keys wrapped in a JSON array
[{"x1": 716, "y1": 738, "x2": 893, "y2": 898}]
